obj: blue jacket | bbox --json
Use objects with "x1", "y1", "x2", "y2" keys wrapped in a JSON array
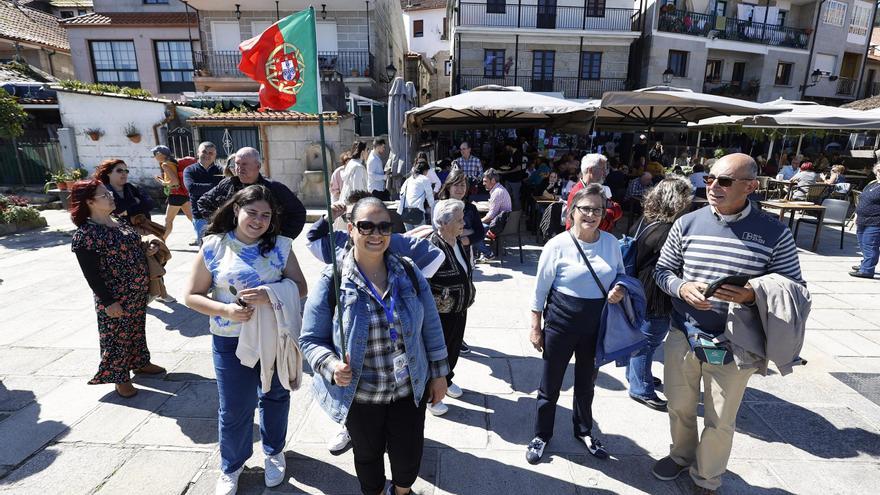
[
  {"x1": 596, "y1": 274, "x2": 648, "y2": 367},
  {"x1": 299, "y1": 254, "x2": 448, "y2": 423}
]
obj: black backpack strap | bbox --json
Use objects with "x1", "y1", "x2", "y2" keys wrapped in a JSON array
[
  {"x1": 327, "y1": 255, "x2": 421, "y2": 314},
  {"x1": 568, "y1": 231, "x2": 609, "y2": 299}
]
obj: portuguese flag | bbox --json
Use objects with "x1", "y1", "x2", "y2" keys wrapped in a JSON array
[{"x1": 238, "y1": 7, "x2": 321, "y2": 113}]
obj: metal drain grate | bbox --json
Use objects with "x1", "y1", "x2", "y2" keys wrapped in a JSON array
[{"x1": 831, "y1": 372, "x2": 880, "y2": 407}]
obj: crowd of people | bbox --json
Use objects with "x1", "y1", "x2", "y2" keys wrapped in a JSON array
[{"x1": 65, "y1": 133, "x2": 880, "y2": 495}]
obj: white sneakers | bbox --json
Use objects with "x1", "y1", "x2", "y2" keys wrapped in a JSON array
[
  {"x1": 327, "y1": 425, "x2": 352, "y2": 455},
  {"x1": 214, "y1": 467, "x2": 243, "y2": 495},
  {"x1": 427, "y1": 401, "x2": 449, "y2": 416},
  {"x1": 264, "y1": 452, "x2": 286, "y2": 487},
  {"x1": 214, "y1": 453, "x2": 286, "y2": 494},
  {"x1": 446, "y1": 383, "x2": 463, "y2": 399}
]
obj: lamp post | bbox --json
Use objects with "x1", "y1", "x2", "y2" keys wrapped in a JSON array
[
  {"x1": 799, "y1": 69, "x2": 824, "y2": 91},
  {"x1": 662, "y1": 68, "x2": 674, "y2": 85},
  {"x1": 385, "y1": 63, "x2": 397, "y2": 81}
]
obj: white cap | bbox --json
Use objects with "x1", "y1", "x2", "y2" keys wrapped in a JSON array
[{"x1": 639, "y1": 134, "x2": 647, "y2": 140}]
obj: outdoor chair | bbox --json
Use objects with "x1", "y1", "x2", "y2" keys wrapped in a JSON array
[
  {"x1": 755, "y1": 176, "x2": 771, "y2": 200},
  {"x1": 794, "y1": 198, "x2": 850, "y2": 250},
  {"x1": 485, "y1": 210, "x2": 523, "y2": 266},
  {"x1": 788, "y1": 183, "x2": 833, "y2": 204},
  {"x1": 846, "y1": 189, "x2": 861, "y2": 229}
]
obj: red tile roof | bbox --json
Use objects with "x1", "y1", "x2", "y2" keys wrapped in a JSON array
[
  {"x1": 188, "y1": 111, "x2": 344, "y2": 124},
  {"x1": 0, "y1": 0, "x2": 70, "y2": 51},
  {"x1": 61, "y1": 12, "x2": 196, "y2": 27}
]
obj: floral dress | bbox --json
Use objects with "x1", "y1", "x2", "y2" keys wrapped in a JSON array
[{"x1": 71, "y1": 221, "x2": 150, "y2": 384}]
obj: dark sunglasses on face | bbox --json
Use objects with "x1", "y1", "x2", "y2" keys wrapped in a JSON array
[
  {"x1": 355, "y1": 220, "x2": 393, "y2": 236},
  {"x1": 114, "y1": 169, "x2": 130, "y2": 174},
  {"x1": 703, "y1": 175, "x2": 754, "y2": 187}
]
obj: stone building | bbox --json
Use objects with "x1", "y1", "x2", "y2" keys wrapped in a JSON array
[{"x1": 635, "y1": 0, "x2": 877, "y2": 104}]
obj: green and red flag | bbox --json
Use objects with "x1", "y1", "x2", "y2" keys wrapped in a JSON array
[{"x1": 238, "y1": 7, "x2": 321, "y2": 113}]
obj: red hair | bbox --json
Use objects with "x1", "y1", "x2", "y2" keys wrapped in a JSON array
[
  {"x1": 69, "y1": 179, "x2": 102, "y2": 227},
  {"x1": 800, "y1": 161, "x2": 814, "y2": 171},
  {"x1": 93, "y1": 159, "x2": 126, "y2": 185}
]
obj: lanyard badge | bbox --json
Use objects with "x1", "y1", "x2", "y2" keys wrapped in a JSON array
[{"x1": 357, "y1": 264, "x2": 399, "y2": 342}]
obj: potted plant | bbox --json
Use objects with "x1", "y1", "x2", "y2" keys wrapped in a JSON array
[
  {"x1": 84, "y1": 127, "x2": 104, "y2": 141},
  {"x1": 124, "y1": 122, "x2": 142, "y2": 143},
  {"x1": 49, "y1": 170, "x2": 71, "y2": 190},
  {"x1": 351, "y1": 68, "x2": 360, "y2": 77}
]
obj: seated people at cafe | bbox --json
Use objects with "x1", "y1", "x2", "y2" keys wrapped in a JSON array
[
  {"x1": 539, "y1": 170, "x2": 565, "y2": 199},
  {"x1": 474, "y1": 168, "x2": 513, "y2": 261},
  {"x1": 605, "y1": 161, "x2": 629, "y2": 202},
  {"x1": 647, "y1": 160, "x2": 665, "y2": 177},
  {"x1": 776, "y1": 159, "x2": 798, "y2": 181},
  {"x1": 824, "y1": 164, "x2": 847, "y2": 185},
  {"x1": 624, "y1": 172, "x2": 654, "y2": 216},
  {"x1": 789, "y1": 162, "x2": 820, "y2": 200}
]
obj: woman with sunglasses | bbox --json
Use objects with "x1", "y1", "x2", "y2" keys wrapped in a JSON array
[
  {"x1": 183, "y1": 185, "x2": 307, "y2": 494},
  {"x1": 70, "y1": 179, "x2": 165, "y2": 399},
  {"x1": 94, "y1": 159, "x2": 155, "y2": 221},
  {"x1": 526, "y1": 184, "x2": 626, "y2": 465},
  {"x1": 300, "y1": 197, "x2": 449, "y2": 495}
]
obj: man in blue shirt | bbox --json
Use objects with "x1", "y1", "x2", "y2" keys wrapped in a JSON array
[{"x1": 183, "y1": 141, "x2": 222, "y2": 243}]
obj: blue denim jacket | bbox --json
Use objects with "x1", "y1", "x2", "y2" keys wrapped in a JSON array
[{"x1": 299, "y1": 255, "x2": 448, "y2": 423}]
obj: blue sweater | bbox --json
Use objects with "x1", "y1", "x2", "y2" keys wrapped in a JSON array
[
  {"x1": 856, "y1": 181, "x2": 880, "y2": 227},
  {"x1": 654, "y1": 204, "x2": 804, "y2": 336},
  {"x1": 183, "y1": 162, "x2": 222, "y2": 219}
]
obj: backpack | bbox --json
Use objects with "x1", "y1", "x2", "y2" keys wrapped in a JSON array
[
  {"x1": 326, "y1": 254, "x2": 421, "y2": 314},
  {"x1": 170, "y1": 156, "x2": 197, "y2": 196},
  {"x1": 619, "y1": 219, "x2": 659, "y2": 276}
]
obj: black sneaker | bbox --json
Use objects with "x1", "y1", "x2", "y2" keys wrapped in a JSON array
[
  {"x1": 852, "y1": 265, "x2": 862, "y2": 271},
  {"x1": 849, "y1": 270, "x2": 875, "y2": 279},
  {"x1": 459, "y1": 341, "x2": 470, "y2": 354},
  {"x1": 630, "y1": 394, "x2": 668, "y2": 412},
  {"x1": 652, "y1": 456, "x2": 689, "y2": 481},
  {"x1": 577, "y1": 434, "x2": 608, "y2": 459},
  {"x1": 653, "y1": 376, "x2": 662, "y2": 387},
  {"x1": 525, "y1": 436, "x2": 546, "y2": 464}
]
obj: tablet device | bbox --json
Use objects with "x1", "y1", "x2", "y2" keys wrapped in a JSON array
[{"x1": 703, "y1": 275, "x2": 751, "y2": 298}]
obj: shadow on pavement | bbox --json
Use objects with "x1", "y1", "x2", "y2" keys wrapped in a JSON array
[
  {"x1": 738, "y1": 389, "x2": 880, "y2": 460},
  {"x1": 0, "y1": 382, "x2": 63, "y2": 483},
  {"x1": 0, "y1": 228, "x2": 71, "y2": 251},
  {"x1": 146, "y1": 302, "x2": 209, "y2": 338}
]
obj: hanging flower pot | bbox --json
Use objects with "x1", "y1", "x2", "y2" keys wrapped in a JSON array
[
  {"x1": 85, "y1": 128, "x2": 104, "y2": 141},
  {"x1": 128, "y1": 134, "x2": 142, "y2": 143},
  {"x1": 124, "y1": 123, "x2": 141, "y2": 143}
]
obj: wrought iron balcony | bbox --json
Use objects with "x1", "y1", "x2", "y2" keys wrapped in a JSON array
[
  {"x1": 194, "y1": 50, "x2": 374, "y2": 79},
  {"x1": 657, "y1": 9, "x2": 810, "y2": 50},
  {"x1": 457, "y1": 2, "x2": 639, "y2": 31},
  {"x1": 458, "y1": 73, "x2": 626, "y2": 99},
  {"x1": 836, "y1": 77, "x2": 857, "y2": 96},
  {"x1": 702, "y1": 79, "x2": 760, "y2": 101}
]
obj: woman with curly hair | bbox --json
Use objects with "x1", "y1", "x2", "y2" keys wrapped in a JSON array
[
  {"x1": 69, "y1": 179, "x2": 166, "y2": 398},
  {"x1": 625, "y1": 177, "x2": 693, "y2": 411}
]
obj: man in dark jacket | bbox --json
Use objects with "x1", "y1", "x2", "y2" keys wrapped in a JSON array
[{"x1": 197, "y1": 147, "x2": 307, "y2": 239}]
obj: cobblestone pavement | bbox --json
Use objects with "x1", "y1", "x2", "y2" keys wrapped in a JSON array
[{"x1": 1, "y1": 210, "x2": 879, "y2": 494}]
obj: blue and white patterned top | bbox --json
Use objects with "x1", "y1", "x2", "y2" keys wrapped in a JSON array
[{"x1": 202, "y1": 232, "x2": 292, "y2": 337}]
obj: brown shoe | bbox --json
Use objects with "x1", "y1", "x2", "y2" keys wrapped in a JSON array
[
  {"x1": 115, "y1": 382, "x2": 138, "y2": 398},
  {"x1": 134, "y1": 363, "x2": 166, "y2": 375}
]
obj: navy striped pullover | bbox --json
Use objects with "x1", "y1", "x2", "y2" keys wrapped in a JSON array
[{"x1": 654, "y1": 203, "x2": 805, "y2": 336}]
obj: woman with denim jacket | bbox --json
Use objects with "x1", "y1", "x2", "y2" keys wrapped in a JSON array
[{"x1": 300, "y1": 197, "x2": 449, "y2": 495}]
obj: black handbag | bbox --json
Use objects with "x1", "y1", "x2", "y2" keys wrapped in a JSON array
[{"x1": 400, "y1": 179, "x2": 426, "y2": 224}]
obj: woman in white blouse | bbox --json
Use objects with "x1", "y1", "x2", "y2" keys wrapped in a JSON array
[{"x1": 397, "y1": 159, "x2": 436, "y2": 231}]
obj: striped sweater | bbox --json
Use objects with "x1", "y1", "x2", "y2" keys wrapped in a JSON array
[{"x1": 654, "y1": 203, "x2": 805, "y2": 336}]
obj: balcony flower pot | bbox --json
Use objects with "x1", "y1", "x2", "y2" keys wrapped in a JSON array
[
  {"x1": 54, "y1": 181, "x2": 67, "y2": 191},
  {"x1": 124, "y1": 123, "x2": 141, "y2": 143},
  {"x1": 65, "y1": 180, "x2": 77, "y2": 190},
  {"x1": 128, "y1": 134, "x2": 142, "y2": 143},
  {"x1": 85, "y1": 128, "x2": 104, "y2": 141}
]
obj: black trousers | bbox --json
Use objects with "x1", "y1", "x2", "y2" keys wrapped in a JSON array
[
  {"x1": 439, "y1": 310, "x2": 467, "y2": 386},
  {"x1": 371, "y1": 189, "x2": 391, "y2": 201},
  {"x1": 534, "y1": 291, "x2": 604, "y2": 442},
  {"x1": 346, "y1": 394, "x2": 428, "y2": 494}
]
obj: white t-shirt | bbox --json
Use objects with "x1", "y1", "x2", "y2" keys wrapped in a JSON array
[{"x1": 398, "y1": 174, "x2": 436, "y2": 213}]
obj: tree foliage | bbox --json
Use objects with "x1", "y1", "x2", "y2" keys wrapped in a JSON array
[{"x1": 0, "y1": 88, "x2": 28, "y2": 139}]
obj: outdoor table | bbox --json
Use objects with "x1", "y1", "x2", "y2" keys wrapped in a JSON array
[
  {"x1": 767, "y1": 179, "x2": 793, "y2": 200},
  {"x1": 475, "y1": 201, "x2": 490, "y2": 213},
  {"x1": 760, "y1": 200, "x2": 826, "y2": 251}
]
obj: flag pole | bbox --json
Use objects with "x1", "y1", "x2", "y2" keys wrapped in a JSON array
[{"x1": 310, "y1": 6, "x2": 346, "y2": 360}]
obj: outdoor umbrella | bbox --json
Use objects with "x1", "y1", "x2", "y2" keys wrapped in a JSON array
[
  {"x1": 596, "y1": 86, "x2": 776, "y2": 130},
  {"x1": 405, "y1": 85, "x2": 596, "y2": 132},
  {"x1": 386, "y1": 77, "x2": 411, "y2": 185},
  {"x1": 693, "y1": 98, "x2": 880, "y2": 130}
]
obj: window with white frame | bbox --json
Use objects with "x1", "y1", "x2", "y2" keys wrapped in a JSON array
[
  {"x1": 849, "y1": 2, "x2": 871, "y2": 36},
  {"x1": 822, "y1": 1, "x2": 847, "y2": 27}
]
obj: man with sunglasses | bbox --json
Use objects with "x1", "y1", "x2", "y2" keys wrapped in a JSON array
[{"x1": 652, "y1": 153, "x2": 805, "y2": 494}]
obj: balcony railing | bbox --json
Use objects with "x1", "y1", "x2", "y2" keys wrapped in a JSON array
[
  {"x1": 702, "y1": 79, "x2": 760, "y2": 101},
  {"x1": 459, "y1": 73, "x2": 626, "y2": 99},
  {"x1": 457, "y1": 3, "x2": 639, "y2": 31},
  {"x1": 658, "y1": 9, "x2": 810, "y2": 49},
  {"x1": 837, "y1": 77, "x2": 857, "y2": 96},
  {"x1": 194, "y1": 50, "x2": 374, "y2": 79}
]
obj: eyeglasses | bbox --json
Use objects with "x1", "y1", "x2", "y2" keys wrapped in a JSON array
[
  {"x1": 95, "y1": 192, "x2": 114, "y2": 200},
  {"x1": 703, "y1": 175, "x2": 755, "y2": 187},
  {"x1": 574, "y1": 205, "x2": 604, "y2": 216},
  {"x1": 355, "y1": 220, "x2": 393, "y2": 236},
  {"x1": 114, "y1": 169, "x2": 130, "y2": 174}
]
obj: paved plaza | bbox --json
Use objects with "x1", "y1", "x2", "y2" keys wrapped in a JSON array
[{"x1": 1, "y1": 210, "x2": 880, "y2": 494}]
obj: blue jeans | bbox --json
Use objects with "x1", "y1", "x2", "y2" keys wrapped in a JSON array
[
  {"x1": 474, "y1": 222, "x2": 493, "y2": 256},
  {"x1": 194, "y1": 218, "x2": 208, "y2": 243},
  {"x1": 857, "y1": 225, "x2": 880, "y2": 276},
  {"x1": 626, "y1": 316, "x2": 670, "y2": 400},
  {"x1": 212, "y1": 335, "x2": 290, "y2": 474}
]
